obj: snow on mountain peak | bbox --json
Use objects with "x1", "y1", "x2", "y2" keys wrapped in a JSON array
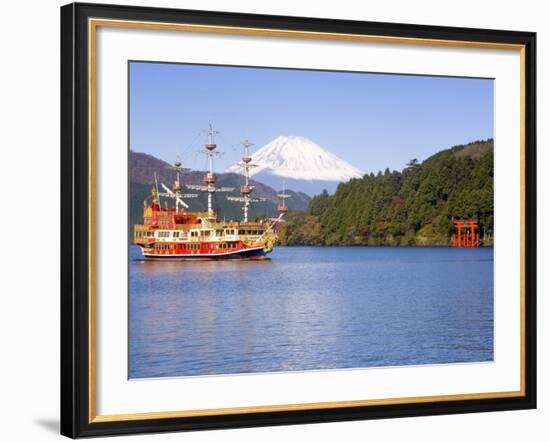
[{"x1": 226, "y1": 135, "x2": 364, "y2": 182}]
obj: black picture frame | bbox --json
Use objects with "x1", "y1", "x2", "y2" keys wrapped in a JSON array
[{"x1": 61, "y1": 2, "x2": 536, "y2": 438}]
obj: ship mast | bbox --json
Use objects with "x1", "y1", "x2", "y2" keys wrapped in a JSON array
[
  {"x1": 241, "y1": 140, "x2": 254, "y2": 222},
  {"x1": 226, "y1": 138, "x2": 265, "y2": 222},
  {"x1": 203, "y1": 124, "x2": 219, "y2": 218},
  {"x1": 171, "y1": 159, "x2": 190, "y2": 211},
  {"x1": 277, "y1": 180, "x2": 291, "y2": 213},
  {"x1": 156, "y1": 159, "x2": 198, "y2": 211},
  {"x1": 186, "y1": 124, "x2": 233, "y2": 218}
]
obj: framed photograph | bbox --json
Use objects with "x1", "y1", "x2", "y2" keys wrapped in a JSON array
[{"x1": 60, "y1": 2, "x2": 536, "y2": 438}]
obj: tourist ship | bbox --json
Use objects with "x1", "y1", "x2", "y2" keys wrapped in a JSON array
[{"x1": 133, "y1": 125, "x2": 290, "y2": 260}]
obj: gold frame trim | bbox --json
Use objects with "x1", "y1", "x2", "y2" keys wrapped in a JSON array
[{"x1": 88, "y1": 18, "x2": 527, "y2": 424}]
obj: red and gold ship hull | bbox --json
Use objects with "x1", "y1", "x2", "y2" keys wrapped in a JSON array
[{"x1": 139, "y1": 241, "x2": 269, "y2": 261}]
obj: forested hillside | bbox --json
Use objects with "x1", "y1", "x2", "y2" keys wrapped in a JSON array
[{"x1": 278, "y1": 140, "x2": 494, "y2": 246}]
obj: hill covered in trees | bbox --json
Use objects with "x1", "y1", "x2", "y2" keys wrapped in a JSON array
[{"x1": 278, "y1": 140, "x2": 494, "y2": 246}]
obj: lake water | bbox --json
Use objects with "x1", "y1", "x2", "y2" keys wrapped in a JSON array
[{"x1": 129, "y1": 245, "x2": 493, "y2": 379}]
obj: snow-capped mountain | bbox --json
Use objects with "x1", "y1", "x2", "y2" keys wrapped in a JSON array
[{"x1": 226, "y1": 136, "x2": 363, "y2": 192}]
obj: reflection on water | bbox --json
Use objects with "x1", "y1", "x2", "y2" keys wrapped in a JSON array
[{"x1": 129, "y1": 246, "x2": 494, "y2": 378}]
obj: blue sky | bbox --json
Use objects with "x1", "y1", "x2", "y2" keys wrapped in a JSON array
[{"x1": 129, "y1": 61, "x2": 493, "y2": 174}]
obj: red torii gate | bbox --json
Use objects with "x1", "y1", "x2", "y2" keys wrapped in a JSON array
[{"x1": 451, "y1": 220, "x2": 480, "y2": 248}]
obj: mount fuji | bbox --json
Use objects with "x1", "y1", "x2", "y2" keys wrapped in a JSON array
[{"x1": 226, "y1": 136, "x2": 364, "y2": 196}]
